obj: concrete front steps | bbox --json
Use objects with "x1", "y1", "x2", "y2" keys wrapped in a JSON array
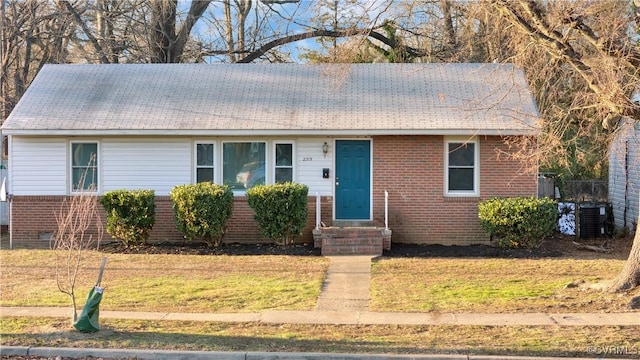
[{"x1": 313, "y1": 226, "x2": 392, "y2": 256}]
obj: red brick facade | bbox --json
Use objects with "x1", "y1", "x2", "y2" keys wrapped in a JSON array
[
  {"x1": 7, "y1": 135, "x2": 536, "y2": 248},
  {"x1": 372, "y1": 135, "x2": 537, "y2": 245},
  {"x1": 8, "y1": 195, "x2": 327, "y2": 248}
]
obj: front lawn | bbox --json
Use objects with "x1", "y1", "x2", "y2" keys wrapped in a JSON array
[
  {"x1": 370, "y1": 257, "x2": 635, "y2": 313},
  {"x1": 1, "y1": 247, "x2": 639, "y2": 358},
  {"x1": 0, "y1": 250, "x2": 328, "y2": 312},
  {"x1": 1, "y1": 248, "x2": 638, "y2": 313}
]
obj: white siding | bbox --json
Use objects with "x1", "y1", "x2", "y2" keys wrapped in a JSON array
[
  {"x1": 10, "y1": 137, "x2": 67, "y2": 195},
  {"x1": 297, "y1": 138, "x2": 333, "y2": 196},
  {"x1": 8, "y1": 136, "x2": 337, "y2": 197},
  {"x1": 609, "y1": 120, "x2": 640, "y2": 231},
  {"x1": 102, "y1": 139, "x2": 191, "y2": 195}
]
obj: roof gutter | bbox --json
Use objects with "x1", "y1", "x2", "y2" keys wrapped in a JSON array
[{"x1": 1, "y1": 128, "x2": 540, "y2": 137}]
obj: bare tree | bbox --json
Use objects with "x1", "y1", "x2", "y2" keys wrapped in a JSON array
[
  {"x1": 488, "y1": 0, "x2": 640, "y2": 292},
  {"x1": 1, "y1": 1, "x2": 74, "y2": 122},
  {"x1": 53, "y1": 157, "x2": 104, "y2": 322}
]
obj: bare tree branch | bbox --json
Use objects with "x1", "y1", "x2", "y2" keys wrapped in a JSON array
[
  {"x1": 173, "y1": 0, "x2": 212, "y2": 62},
  {"x1": 491, "y1": 0, "x2": 637, "y2": 128},
  {"x1": 60, "y1": 0, "x2": 111, "y2": 64},
  {"x1": 237, "y1": 27, "x2": 426, "y2": 63}
]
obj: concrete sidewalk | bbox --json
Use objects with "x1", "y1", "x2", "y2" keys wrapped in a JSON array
[
  {"x1": 0, "y1": 346, "x2": 623, "y2": 360},
  {"x1": 1, "y1": 306, "x2": 639, "y2": 326}
]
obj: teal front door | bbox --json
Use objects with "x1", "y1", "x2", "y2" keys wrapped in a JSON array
[{"x1": 335, "y1": 140, "x2": 371, "y2": 220}]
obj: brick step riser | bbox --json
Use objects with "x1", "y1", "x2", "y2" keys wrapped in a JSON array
[
  {"x1": 313, "y1": 227, "x2": 392, "y2": 252},
  {"x1": 320, "y1": 231, "x2": 386, "y2": 237},
  {"x1": 321, "y1": 238, "x2": 383, "y2": 246},
  {"x1": 321, "y1": 246, "x2": 383, "y2": 256}
]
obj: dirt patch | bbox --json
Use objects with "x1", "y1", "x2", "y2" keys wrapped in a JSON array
[{"x1": 541, "y1": 233, "x2": 634, "y2": 260}]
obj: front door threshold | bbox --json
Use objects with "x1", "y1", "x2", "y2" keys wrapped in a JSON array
[{"x1": 333, "y1": 220, "x2": 374, "y2": 227}]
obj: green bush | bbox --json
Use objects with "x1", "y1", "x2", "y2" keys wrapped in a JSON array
[
  {"x1": 100, "y1": 189, "x2": 155, "y2": 246},
  {"x1": 170, "y1": 183, "x2": 233, "y2": 247},
  {"x1": 246, "y1": 182, "x2": 309, "y2": 246},
  {"x1": 478, "y1": 196, "x2": 557, "y2": 248}
]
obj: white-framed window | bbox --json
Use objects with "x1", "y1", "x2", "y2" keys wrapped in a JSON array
[
  {"x1": 223, "y1": 141, "x2": 266, "y2": 190},
  {"x1": 195, "y1": 140, "x2": 296, "y2": 191},
  {"x1": 195, "y1": 142, "x2": 215, "y2": 183},
  {"x1": 71, "y1": 141, "x2": 99, "y2": 192},
  {"x1": 274, "y1": 142, "x2": 294, "y2": 183},
  {"x1": 445, "y1": 137, "x2": 479, "y2": 196}
]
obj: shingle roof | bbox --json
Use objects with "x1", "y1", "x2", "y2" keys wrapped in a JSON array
[{"x1": 2, "y1": 63, "x2": 540, "y2": 136}]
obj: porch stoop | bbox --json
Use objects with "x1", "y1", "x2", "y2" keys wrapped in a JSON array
[{"x1": 313, "y1": 227, "x2": 392, "y2": 256}]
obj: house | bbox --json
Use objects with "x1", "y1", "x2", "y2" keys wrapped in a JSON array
[
  {"x1": 609, "y1": 119, "x2": 640, "y2": 233},
  {"x1": 1, "y1": 63, "x2": 540, "y2": 250}
]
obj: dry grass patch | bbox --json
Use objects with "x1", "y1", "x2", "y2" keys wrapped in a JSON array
[
  {"x1": 1, "y1": 250, "x2": 329, "y2": 312},
  {"x1": 1, "y1": 317, "x2": 638, "y2": 358},
  {"x1": 371, "y1": 257, "x2": 638, "y2": 313}
]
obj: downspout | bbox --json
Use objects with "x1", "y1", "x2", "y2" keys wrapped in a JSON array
[
  {"x1": 315, "y1": 192, "x2": 321, "y2": 230},
  {"x1": 8, "y1": 193, "x2": 11, "y2": 249},
  {"x1": 384, "y1": 190, "x2": 389, "y2": 231}
]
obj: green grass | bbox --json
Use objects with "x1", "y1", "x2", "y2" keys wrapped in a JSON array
[{"x1": 370, "y1": 257, "x2": 634, "y2": 313}]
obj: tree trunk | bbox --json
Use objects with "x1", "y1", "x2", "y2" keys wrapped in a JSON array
[
  {"x1": 223, "y1": 0, "x2": 235, "y2": 62},
  {"x1": 236, "y1": 0, "x2": 251, "y2": 62},
  {"x1": 609, "y1": 199, "x2": 640, "y2": 292},
  {"x1": 150, "y1": 0, "x2": 177, "y2": 63},
  {"x1": 441, "y1": 0, "x2": 456, "y2": 51}
]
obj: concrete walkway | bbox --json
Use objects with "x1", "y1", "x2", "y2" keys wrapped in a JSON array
[{"x1": 316, "y1": 255, "x2": 374, "y2": 312}]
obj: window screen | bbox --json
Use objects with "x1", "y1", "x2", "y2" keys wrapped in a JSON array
[
  {"x1": 275, "y1": 143, "x2": 293, "y2": 183},
  {"x1": 447, "y1": 142, "x2": 475, "y2": 192},
  {"x1": 223, "y1": 142, "x2": 266, "y2": 190},
  {"x1": 71, "y1": 142, "x2": 98, "y2": 192},
  {"x1": 196, "y1": 143, "x2": 214, "y2": 183}
]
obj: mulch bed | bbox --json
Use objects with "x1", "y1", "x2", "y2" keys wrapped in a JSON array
[
  {"x1": 97, "y1": 230, "x2": 636, "y2": 259},
  {"x1": 99, "y1": 239, "x2": 571, "y2": 258}
]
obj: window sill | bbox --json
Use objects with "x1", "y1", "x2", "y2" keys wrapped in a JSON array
[{"x1": 444, "y1": 195, "x2": 480, "y2": 202}]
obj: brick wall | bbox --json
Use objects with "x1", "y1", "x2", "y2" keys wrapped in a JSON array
[
  {"x1": 372, "y1": 135, "x2": 537, "y2": 245},
  {"x1": 8, "y1": 195, "x2": 331, "y2": 248}
]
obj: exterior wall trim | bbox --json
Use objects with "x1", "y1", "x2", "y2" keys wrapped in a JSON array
[{"x1": 3, "y1": 129, "x2": 538, "y2": 137}]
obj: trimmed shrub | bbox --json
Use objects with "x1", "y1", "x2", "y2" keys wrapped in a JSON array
[
  {"x1": 100, "y1": 189, "x2": 155, "y2": 246},
  {"x1": 170, "y1": 183, "x2": 233, "y2": 247},
  {"x1": 246, "y1": 182, "x2": 309, "y2": 246},
  {"x1": 478, "y1": 196, "x2": 557, "y2": 248}
]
